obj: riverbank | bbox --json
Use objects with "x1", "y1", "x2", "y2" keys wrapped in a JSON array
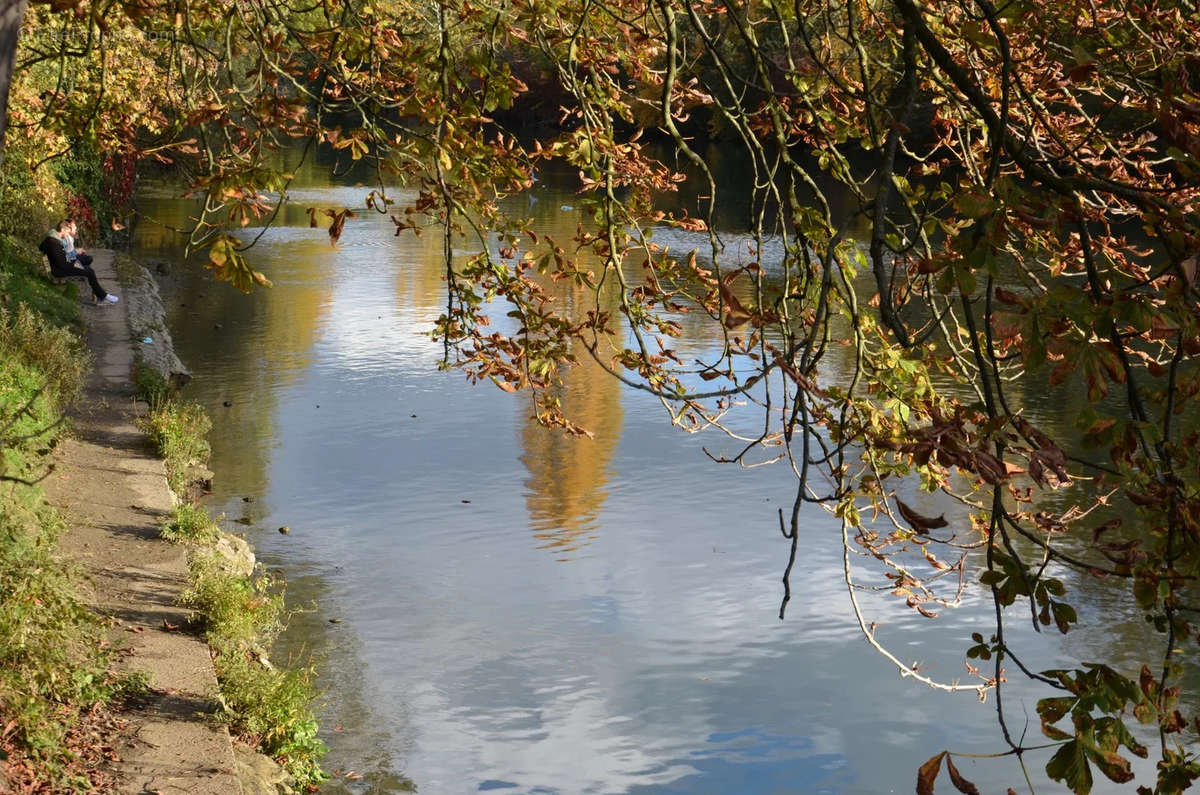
[{"x1": 38, "y1": 250, "x2": 317, "y2": 792}]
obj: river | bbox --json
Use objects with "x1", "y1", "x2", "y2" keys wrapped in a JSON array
[{"x1": 131, "y1": 146, "x2": 1161, "y2": 793}]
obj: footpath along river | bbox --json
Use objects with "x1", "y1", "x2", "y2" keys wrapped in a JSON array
[{"x1": 130, "y1": 148, "x2": 1159, "y2": 793}]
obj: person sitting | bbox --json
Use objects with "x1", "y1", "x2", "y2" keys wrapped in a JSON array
[
  {"x1": 61, "y1": 218, "x2": 93, "y2": 269},
  {"x1": 38, "y1": 221, "x2": 118, "y2": 304}
]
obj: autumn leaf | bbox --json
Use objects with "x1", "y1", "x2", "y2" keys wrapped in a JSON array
[
  {"x1": 718, "y1": 272, "x2": 754, "y2": 328},
  {"x1": 945, "y1": 756, "x2": 980, "y2": 795},
  {"x1": 896, "y1": 499, "x2": 949, "y2": 534},
  {"x1": 917, "y1": 751, "x2": 946, "y2": 795}
]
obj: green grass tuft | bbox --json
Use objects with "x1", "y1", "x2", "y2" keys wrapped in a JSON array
[
  {"x1": 161, "y1": 502, "x2": 220, "y2": 543},
  {"x1": 136, "y1": 400, "x2": 211, "y2": 494},
  {"x1": 134, "y1": 364, "x2": 170, "y2": 407}
]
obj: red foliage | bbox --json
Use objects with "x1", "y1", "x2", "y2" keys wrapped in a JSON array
[
  {"x1": 102, "y1": 154, "x2": 136, "y2": 213},
  {"x1": 65, "y1": 194, "x2": 99, "y2": 240}
]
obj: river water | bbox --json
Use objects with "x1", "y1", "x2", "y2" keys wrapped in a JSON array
[{"x1": 131, "y1": 148, "x2": 1161, "y2": 793}]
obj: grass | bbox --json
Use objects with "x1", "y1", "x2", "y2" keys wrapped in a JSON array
[
  {"x1": 134, "y1": 364, "x2": 170, "y2": 406},
  {"x1": 111, "y1": 252, "x2": 143, "y2": 286},
  {"x1": 136, "y1": 397, "x2": 211, "y2": 494},
  {"x1": 0, "y1": 235, "x2": 82, "y2": 331},
  {"x1": 181, "y1": 535, "x2": 328, "y2": 788},
  {"x1": 160, "y1": 502, "x2": 220, "y2": 543},
  {"x1": 0, "y1": 235, "x2": 130, "y2": 789},
  {"x1": 0, "y1": 226, "x2": 328, "y2": 787}
]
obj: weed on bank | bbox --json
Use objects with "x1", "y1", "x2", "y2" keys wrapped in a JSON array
[
  {"x1": 144, "y1": 383, "x2": 327, "y2": 788},
  {"x1": 180, "y1": 545, "x2": 327, "y2": 787}
]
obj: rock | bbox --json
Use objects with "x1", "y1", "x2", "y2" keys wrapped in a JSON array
[
  {"x1": 233, "y1": 743, "x2": 295, "y2": 795},
  {"x1": 127, "y1": 264, "x2": 193, "y2": 389},
  {"x1": 278, "y1": 526, "x2": 290, "y2": 534},
  {"x1": 211, "y1": 532, "x2": 256, "y2": 578}
]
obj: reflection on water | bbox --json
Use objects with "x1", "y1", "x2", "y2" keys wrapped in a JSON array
[{"x1": 132, "y1": 145, "x2": 1164, "y2": 793}]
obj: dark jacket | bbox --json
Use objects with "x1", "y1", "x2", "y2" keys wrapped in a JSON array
[{"x1": 38, "y1": 234, "x2": 71, "y2": 276}]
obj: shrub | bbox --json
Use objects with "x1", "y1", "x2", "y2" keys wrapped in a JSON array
[{"x1": 0, "y1": 304, "x2": 89, "y2": 411}]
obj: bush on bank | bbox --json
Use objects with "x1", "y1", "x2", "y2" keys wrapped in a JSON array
[{"x1": 180, "y1": 545, "x2": 328, "y2": 788}]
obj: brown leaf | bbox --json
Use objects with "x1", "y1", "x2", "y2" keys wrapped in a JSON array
[
  {"x1": 1090, "y1": 518, "x2": 1122, "y2": 544},
  {"x1": 946, "y1": 756, "x2": 980, "y2": 794},
  {"x1": 994, "y1": 287, "x2": 1024, "y2": 305},
  {"x1": 718, "y1": 274, "x2": 754, "y2": 328},
  {"x1": 327, "y1": 209, "x2": 355, "y2": 243},
  {"x1": 917, "y1": 751, "x2": 946, "y2": 795},
  {"x1": 896, "y1": 499, "x2": 948, "y2": 534},
  {"x1": 922, "y1": 547, "x2": 951, "y2": 570}
]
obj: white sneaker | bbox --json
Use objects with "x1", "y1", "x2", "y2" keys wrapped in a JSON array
[{"x1": 103, "y1": 294, "x2": 119, "y2": 303}]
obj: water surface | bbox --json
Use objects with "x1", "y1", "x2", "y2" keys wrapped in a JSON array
[{"x1": 132, "y1": 148, "x2": 1161, "y2": 793}]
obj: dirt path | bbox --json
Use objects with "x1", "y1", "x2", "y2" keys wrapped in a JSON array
[{"x1": 42, "y1": 250, "x2": 245, "y2": 794}]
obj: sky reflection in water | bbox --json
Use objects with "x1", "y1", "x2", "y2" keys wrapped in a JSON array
[{"x1": 133, "y1": 154, "x2": 1156, "y2": 794}]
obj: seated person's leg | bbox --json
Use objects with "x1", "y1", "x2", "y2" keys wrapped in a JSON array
[
  {"x1": 66, "y1": 263, "x2": 108, "y2": 300},
  {"x1": 76, "y1": 252, "x2": 93, "y2": 268}
]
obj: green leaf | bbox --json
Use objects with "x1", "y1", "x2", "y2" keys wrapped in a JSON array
[
  {"x1": 1051, "y1": 601, "x2": 1078, "y2": 634},
  {"x1": 979, "y1": 569, "x2": 1004, "y2": 586},
  {"x1": 1046, "y1": 740, "x2": 1093, "y2": 794},
  {"x1": 1038, "y1": 696, "x2": 1076, "y2": 725},
  {"x1": 955, "y1": 192, "x2": 995, "y2": 219}
]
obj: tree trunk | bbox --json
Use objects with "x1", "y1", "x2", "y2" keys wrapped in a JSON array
[{"x1": 0, "y1": 0, "x2": 30, "y2": 165}]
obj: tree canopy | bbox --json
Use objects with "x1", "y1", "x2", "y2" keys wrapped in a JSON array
[{"x1": 8, "y1": 0, "x2": 1200, "y2": 790}]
